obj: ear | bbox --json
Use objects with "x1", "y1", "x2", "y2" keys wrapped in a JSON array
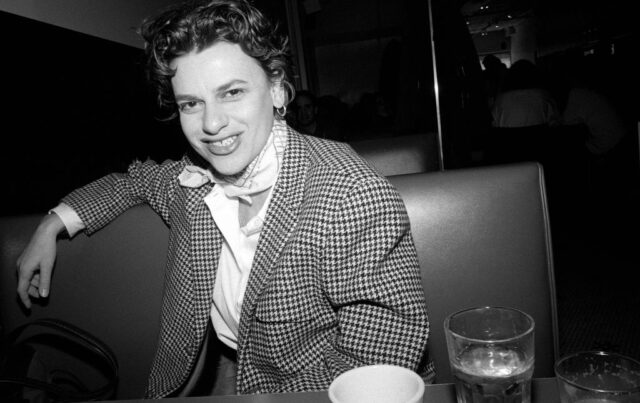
[{"x1": 270, "y1": 81, "x2": 285, "y2": 109}]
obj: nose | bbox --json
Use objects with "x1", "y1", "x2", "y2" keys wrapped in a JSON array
[{"x1": 202, "y1": 105, "x2": 229, "y2": 135}]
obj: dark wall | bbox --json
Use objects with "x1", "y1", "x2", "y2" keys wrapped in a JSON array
[{"x1": 1, "y1": 11, "x2": 187, "y2": 216}]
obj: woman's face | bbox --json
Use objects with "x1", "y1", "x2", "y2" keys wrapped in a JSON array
[{"x1": 170, "y1": 42, "x2": 284, "y2": 176}]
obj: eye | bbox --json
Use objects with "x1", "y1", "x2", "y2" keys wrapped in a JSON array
[
  {"x1": 177, "y1": 100, "x2": 203, "y2": 114},
  {"x1": 222, "y1": 88, "x2": 244, "y2": 99}
]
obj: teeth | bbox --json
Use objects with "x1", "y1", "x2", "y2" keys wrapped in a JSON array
[{"x1": 213, "y1": 136, "x2": 236, "y2": 147}]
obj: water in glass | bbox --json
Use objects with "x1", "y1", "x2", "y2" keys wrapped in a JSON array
[{"x1": 451, "y1": 345, "x2": 533, "y2": 403}]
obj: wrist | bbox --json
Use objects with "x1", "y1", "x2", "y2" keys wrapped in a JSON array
[{"x1": 38, "y1": 212, "x2": 66, "y2": 237}]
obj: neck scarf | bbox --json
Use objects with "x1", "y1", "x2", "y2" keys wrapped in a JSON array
[{"x1": 178, "y1": 120, "x2": 288, "y2": 204}]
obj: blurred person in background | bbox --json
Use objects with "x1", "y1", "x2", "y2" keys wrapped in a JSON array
[
  {"x1": 481, "y1": 54, "x2": 507, "y2": 110},
  {"x1": 291, "y1": 90, "x2": 344, "y2": 141},
  {"x1": 491, "y1": 59, "x2": 559, "y2": 128}
]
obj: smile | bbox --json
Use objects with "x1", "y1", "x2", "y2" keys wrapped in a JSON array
[
  {"x1": 205, "y1": 134, "x2": 240, "y2": 155},
  {"x1": 213, "y1": 136, "x2": 236, "y2": 147}
]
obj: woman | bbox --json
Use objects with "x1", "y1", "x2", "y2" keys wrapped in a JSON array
[{"x1": 17, "y1": 0, "x2": 432, "y2": 397}]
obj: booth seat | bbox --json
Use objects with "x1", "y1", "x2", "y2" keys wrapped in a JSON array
[
  {"x1": 348, "y1": 132, "x2": 439, "y2": 176},
  {"x1": 0, "y1": 206, "x2": 168, "y2": 399},
  {"x1": 387, "y1": 162, "x2": 558, "y2": 383},
  {"x1": 0, "y1": 162, "x2": 558, "y2": 397}
]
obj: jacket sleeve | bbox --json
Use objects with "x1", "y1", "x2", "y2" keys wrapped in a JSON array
[
  {"x1": 320, "y1": 176, "x2": 433, "y2": 381},
  {"x1": 61, "y1": 159, "x2": 182, "y2": 234}
]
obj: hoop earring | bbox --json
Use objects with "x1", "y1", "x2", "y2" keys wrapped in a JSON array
[{"x1": 276, "y1": 106, "x2": 287, "y2": 118}]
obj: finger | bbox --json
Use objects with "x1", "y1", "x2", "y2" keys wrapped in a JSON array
[
  {"x1": 28, "y1": 286, "x2": 40, "y2": 298},
  {"x1": 17, "y1": 276, "x2": 33, "y2": 309},
  {"x1": 36, "y1": 260, "x2": 53, "y2": 298},
  {"x1": 30, "y1": 273, "x2": 41, "y2": 287}
]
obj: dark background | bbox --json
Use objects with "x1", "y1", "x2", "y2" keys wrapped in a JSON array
[
  {"x1": 1, "y1": 1, "x2": 638, "y2": 217},
  {"x1": 1, "y1": 11, "x2": 187, "y2": 216}
]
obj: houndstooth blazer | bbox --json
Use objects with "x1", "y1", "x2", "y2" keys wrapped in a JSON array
[{"x1": 62, "y1": 126, "x2": 433, "y2": 397}]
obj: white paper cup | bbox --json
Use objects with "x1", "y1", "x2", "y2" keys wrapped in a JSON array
[{"x1": 328, "y1": 365, "x2": 425, "y2": 403}]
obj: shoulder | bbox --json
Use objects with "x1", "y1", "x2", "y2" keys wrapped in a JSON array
[
  {"x1": 285, "y1": 128, "x2": 399, "y2": 203},
  {"x1": 292, "y1": 129, "x2": 393, "y2": 194},
  {"x1": 288, "y1": 128, "x2": 380, "y2": 182}
]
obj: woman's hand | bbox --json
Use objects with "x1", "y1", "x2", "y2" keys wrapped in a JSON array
[{"x1": 16, "y1": 213, "x2": 66, "y2": 308}]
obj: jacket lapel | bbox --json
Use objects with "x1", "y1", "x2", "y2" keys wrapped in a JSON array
[
  {"x1": 185, "y1": 180, "x2": 221, "y2": 347},
  {"x1": 148, "y1": 172, "x2": 221, "y2": 397},
  {"x1": 237, "y1": 129, "x2": 307, "y2": 346}
]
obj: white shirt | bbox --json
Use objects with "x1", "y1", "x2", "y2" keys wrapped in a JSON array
[
  {"x1": 491, "y1": 88, "x2": 559, "y2": 128},
  {"x1": 205, "y1": 184, "x2": 273, "y2": 349}
]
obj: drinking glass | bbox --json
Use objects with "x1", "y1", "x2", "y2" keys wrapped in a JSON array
[
  {"x1": 555, "y1": 350, "x2": 640, "y2": 402},
  {"x1": 444, "y1": 306, "x2": 535, "y2": 403}
]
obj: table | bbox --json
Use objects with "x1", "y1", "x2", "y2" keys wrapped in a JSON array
[{"x1": 104, "y1": 377, "x2": 560, "y2": 402}]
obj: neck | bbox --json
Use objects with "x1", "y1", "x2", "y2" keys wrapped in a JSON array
[{"x1": 238, "y1": 187, "x2": 271, "y2": 227}]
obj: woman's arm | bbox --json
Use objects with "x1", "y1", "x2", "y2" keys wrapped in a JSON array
[
  {"x1": 16, "y1": 212, "x2": 66, "y2": 308},
  {"x1": 321, "y1": 177, "x2": 431, "y2": 377},
  {"x1": 62, "y1": 159, "x2": 182, "y2": 234},
  {"x1": 16, "y1": 158, "x2": 183, "y2": 308}
]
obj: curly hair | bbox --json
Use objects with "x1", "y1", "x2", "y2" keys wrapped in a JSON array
[{"x1": 139, "y1": 0, "x2": 295, "y2": 119}]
